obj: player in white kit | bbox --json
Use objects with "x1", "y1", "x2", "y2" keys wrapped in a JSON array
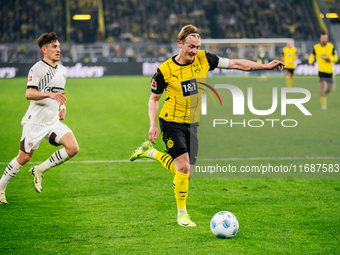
[{"x1": 0, "y1": 32, "x2": 79, "y2": 204}]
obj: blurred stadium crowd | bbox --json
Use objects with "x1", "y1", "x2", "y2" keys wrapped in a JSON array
[
  {"x1": 0, "y1": 0, "x2": 318, "y2": 43},
  {"x1": 0, "y1": 0, "x2": 339, "y2": 64}
]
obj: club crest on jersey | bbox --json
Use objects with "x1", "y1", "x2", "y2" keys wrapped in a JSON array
[
  {"x1": 193, "y1": 64, "x2": 201, "y2": 74},
  {"x1": 151, "y1": 79, "x2": 157, "y2": 90},
  {"x1": 167, "y1": 138, "x2": 174, "y2": 148},
  {"x1": 28, "y1": 142, "x2": 33, "y2": 147}
]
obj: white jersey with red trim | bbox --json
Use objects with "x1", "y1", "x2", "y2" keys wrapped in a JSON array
[{"x1": 22, "y1": 60, "x2": 67, "y2": 126}]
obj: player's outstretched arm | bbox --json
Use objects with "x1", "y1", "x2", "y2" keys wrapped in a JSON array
[
  {"x1": 228, "y1": 59, "x2": 285, "y2": 71},
  {"x1": 26, "y1": 88, "x2": 67, "y2": 104},
  {"x1": 148, "y1": 93, "x2": 162, "y2": 144}
]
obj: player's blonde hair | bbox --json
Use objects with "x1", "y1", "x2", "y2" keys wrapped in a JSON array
[{"x1": 177, "y1": 25, "x2": 201, "y2": 42}]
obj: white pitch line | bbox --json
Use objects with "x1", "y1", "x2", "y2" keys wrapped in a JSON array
[
  {"x1": 0, "y1": 159, "x2": 156, "y2": 165},
  {"x1": 0, "y1": 156, "x2": 339, "y2": 165}
]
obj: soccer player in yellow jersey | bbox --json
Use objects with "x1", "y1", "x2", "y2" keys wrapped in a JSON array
[
  {"x1": 281, "y1": 39, "x2": 297, "y2": 87},
  {"x1": 130, "y1": 25, "x2": 284, "y2": 227},
  {"x1": 309, "y1": 31, "x2": 338, "y2": 109}
]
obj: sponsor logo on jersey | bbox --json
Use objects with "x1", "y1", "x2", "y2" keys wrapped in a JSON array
[
  {"x1": 151, "y1": 79, "x2": 157, "y2": 90},
  {"x1": 181, "y1": 78, "x2": 198, "y2": 97},
  {"x1": 44, "y1": 87, "x2": 64, "y2": 93},
  {"x1": 28, "y1": 76, "x2": 33, "y2": 82},
  {"x1": 28, "y1": 142, "x2": 33, "y2": 147}
]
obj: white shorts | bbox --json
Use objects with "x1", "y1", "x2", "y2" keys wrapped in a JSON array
[{"x1": 20, "y1": 121, "x2": 72, "y2": 153}]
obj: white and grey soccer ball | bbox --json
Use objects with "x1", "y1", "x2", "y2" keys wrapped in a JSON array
[{"x1": 210, "y1": 211, "x2": 239, "y2": 238}]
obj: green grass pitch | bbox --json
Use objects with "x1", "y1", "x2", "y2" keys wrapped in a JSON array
[{"x1": 0, "y1": 76, "x2": 339, "y2": 254}]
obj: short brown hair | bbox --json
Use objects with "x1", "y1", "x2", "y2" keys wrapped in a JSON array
[
  {"x1": 320, "y1": 30, "x2": 327, "y2": 36},
  {"x1": 37, "y1": 32, "x2": 58, "y2": 48},
  {"x1": 177, "y1": 25, "x2": 201, "y2": 42}
]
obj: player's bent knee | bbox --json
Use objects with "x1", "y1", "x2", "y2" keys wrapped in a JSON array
[
  {"x1": 17, "y1": 151, "x2": 32, "y2": 165},
  {"x1": 176, "y1": 164, "x2": 190, "y2": 174},
  {"x1": 66, "y1": 144, "x2": 79, "y2": 158},
  {"x1": 20, "y1": 155, "x2": 31, "y2": 165}
]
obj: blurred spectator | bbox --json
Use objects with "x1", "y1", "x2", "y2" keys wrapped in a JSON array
[{"x1": 89, "y1": 52, "x2": 98, "y2": 63}]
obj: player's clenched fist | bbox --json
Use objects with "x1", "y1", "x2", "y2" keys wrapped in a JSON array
[{"x1": 266, "y1": 60, "x2": 285, "y2": 71}]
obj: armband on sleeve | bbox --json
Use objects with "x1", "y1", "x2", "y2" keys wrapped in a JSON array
[{"x1": 217, "y1": 57, "x2": 230, "y2": 69}]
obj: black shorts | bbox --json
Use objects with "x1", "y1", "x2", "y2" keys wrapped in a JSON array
[
  {"x1": 159, "y1": 118, "x2": 198, "y2": 165},
  {"x1": 318, "y1": 72, "x2": 333, "y2": 83},
  {"x1": 285, "y1": 68, "x2": 294, "y2": 75}
]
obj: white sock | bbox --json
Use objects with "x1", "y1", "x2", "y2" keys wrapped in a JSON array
[
  {"x1": 178, "y1": 207, "x2": 188, "y2": 218},
  {"x1": 146, "y1": 149, "x2": 156, "y2": 158},
  {"x1": 0, "y1": 158, "x2": 22, "y2": 192},
  {"x1": 36, "y1": 148, "x2": 70, "y2": 173}
]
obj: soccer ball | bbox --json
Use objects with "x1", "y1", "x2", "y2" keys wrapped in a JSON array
[{"x1": 210, "y1": 211, "x2": 239, "y2": 238}]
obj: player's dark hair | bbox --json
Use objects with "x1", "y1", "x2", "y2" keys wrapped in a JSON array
[
  {"x1": 177, "y1": 25, "x2": 201, "y2": 42},
  {"x1": 37, "y1": 32, "x2": 58, "y2": 48},
  {"x1": 320, "y1": 30, "x2": 327, "y2": 36}
]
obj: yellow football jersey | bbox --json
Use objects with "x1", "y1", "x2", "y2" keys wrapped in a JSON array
[
  {"x1": 308, "y1": 43, "x2": 338, "y2": 73},
  {"x1": 151, "y1": 50, "x2": 218, "y2": 124},
  {"x1": 282, "y1": 47, "x2": 297, "y2": 69}
]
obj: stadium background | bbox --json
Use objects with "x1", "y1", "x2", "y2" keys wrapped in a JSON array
[{"x1": 0, "y1": 0, "x2": 339, "y2": 77}]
